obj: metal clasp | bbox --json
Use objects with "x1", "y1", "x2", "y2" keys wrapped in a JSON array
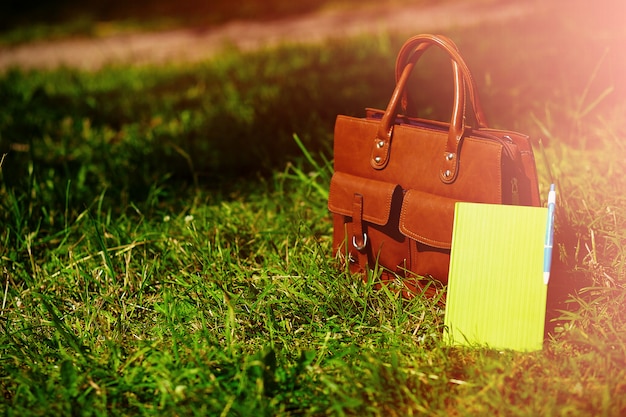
[{"x1": 352, "y1": 233, "x2": 368, "y2": 251}]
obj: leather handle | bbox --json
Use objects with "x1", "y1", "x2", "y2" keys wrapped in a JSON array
[
  {"x1": 370, "y1": 34, "x2": 487, "y2": 183},
  {"x1": 394, "y1": 34, "x2": 488, "y2": 129}
]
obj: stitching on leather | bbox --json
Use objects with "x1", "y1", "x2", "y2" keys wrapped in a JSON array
[
  {"x1": 399, "y1": 191, "x2": 452, "y2": 249},
  {"x1": 328, "y1": 172, "x2": 398, "y2": 226}
]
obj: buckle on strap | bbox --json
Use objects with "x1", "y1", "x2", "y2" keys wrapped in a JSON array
[
  {"x1": 351, "y1": 193, "x2": 367, "y2": 251},
  {"x1": 352, "y1": 233, "x2": 368, "y2": 251}
]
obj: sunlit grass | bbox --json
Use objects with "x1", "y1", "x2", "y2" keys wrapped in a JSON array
[{"x1": 1, "y1": 2, "x2": 626, "y2": 414}]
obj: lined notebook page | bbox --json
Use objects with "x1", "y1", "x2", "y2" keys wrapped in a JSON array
[{"x1": 444, "y1": 202, "x2": 548, "y2": 352}]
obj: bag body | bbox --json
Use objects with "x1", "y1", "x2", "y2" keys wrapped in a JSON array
[{"x1": 327, "y1": 34, "x2": 540, "y2": 297}]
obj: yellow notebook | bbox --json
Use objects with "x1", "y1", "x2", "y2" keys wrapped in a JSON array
[{"x1": 444, "y1": 202, "x2": 548, "y2": 352}]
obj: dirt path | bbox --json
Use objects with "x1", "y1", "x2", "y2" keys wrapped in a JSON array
[{"x1": 0, "y1": 0, "x2": 539, "y2": 72}]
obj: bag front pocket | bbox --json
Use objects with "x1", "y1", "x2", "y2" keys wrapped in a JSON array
[
  {"x1": 328, "y1": 172, "x2": 408, "y2": 274},
  {"x1": 399, "y1": 189, "x2": 458, "y2": 282}
]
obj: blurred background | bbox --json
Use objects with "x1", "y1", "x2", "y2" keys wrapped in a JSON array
[
  {"x1": 0, "y1": 0, "x2": 433, "y2": 41},
  {"x1": 0, "y1": 0, "x2": 328, "y2": 28}
]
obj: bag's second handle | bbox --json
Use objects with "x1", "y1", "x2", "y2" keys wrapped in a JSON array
[
  {"x1": 370, "y1": 34, "x2": 487, "y2": 184},
  {"x1": 394, "y1": 35, "x2": 489, "y2": 129}
]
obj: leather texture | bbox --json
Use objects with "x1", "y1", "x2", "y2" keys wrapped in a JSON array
[{"x1": 327, "y1": 34, "x2": 541, "y2": 299}]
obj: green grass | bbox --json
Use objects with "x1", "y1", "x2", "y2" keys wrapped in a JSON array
[{"x1": 2, "y1": 1, "x2": 626, "y2": 415}]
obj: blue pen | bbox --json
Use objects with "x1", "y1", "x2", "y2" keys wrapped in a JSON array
[{"x1": 543, "y1": 184, "x2": 556, "y2": 285}]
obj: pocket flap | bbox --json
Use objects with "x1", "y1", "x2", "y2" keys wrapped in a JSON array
[
  {"x1": 399, "y1": 190, "x2": 456, "y2": 249},
  {"x1": 328, "y1": 172, "x2": 399, "y2": 226}
]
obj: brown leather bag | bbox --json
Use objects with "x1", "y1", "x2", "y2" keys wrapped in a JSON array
[{"x1": 327, "y1": 34, "x2": 541, "y2": 298}]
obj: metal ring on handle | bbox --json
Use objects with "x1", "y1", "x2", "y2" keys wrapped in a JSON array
[{"x1": 352, "y1": 233, "x2": 368, "y2": 251}]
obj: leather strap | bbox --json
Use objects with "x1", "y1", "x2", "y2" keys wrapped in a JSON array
[
  {"x1": 351, "y1": 193, "x2": 367, "y2": 251},
  {"x1": 351, "y1": 193, "x2": 368, "y2": 270}
]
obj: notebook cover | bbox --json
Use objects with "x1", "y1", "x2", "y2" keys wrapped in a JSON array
[{"x1": 444, "y1": 202, "x2": 548, "y2": 352}]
